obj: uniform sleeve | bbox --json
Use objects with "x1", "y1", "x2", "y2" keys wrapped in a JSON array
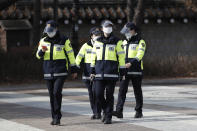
[
  {"x1": 64, "y1": 39, "x2": 77, "y2": 73},
  {"x1": 36, "y1": 39, "x2": 45, "y2": 59},
  {"x1": 135, "y1": 40, "x2": 146, "y2": 61},
  {"x1": 116, "y1": 40, "x2": 126, "y2": 76},
  {"x1": 76, "y1": 44, "x2": 86, "y2": 68},
  {"x1": 90, "y1": 44, "x2": 97, "y2": 74}
]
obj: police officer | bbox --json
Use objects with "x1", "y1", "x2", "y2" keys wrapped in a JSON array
[
  {"x1": 90, "y1": 20, "x2": 126, "y2": 124},
  {"x1": 76, "y1": 27, "x2": 102, "y2": 119},
  {"x1": 113, "y1": 22, "x2": 146, "y2": 118},
  {"x1": 36, "y1": 20, "x2": 78, "y2": 125}
]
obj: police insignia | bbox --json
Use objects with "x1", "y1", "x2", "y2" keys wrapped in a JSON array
[
  {"x1": 109, "y1": 47, "x2": 114, "y2": 51},
  {"x1": 56, "y1": 47, "x2": 62, "y2": 51},
  {"x1": 142, "y1": 43, "x2": 145, "y2": 47}
]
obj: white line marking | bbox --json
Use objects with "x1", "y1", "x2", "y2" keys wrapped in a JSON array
[
  {"x1": 0, "y1": 118, "x2": 44, "y2": 131},
  {"x1": 1, "y1": 86, "x2": 197, "y2": 131}
]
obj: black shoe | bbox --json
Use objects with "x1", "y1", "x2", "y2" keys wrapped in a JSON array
[
  {"x1": 134, "y1": 112, "x2": 143, "y2": 118},
  {"x1": 91, "y1": 114, "x2": 96, "y2": 120},
  {"x1": 91, "y1": 114, "x2": 101, "y2": 120},
  {"x1": 112, "y1": 111, "x2": 123, "y2": 118},
  {"x1": 95, "y1": 114, "x2": 101, "y2": 119},
  {"x1": 101, "y1": 113, "x2": 106, "y2": 122},
  {"x1": 50, "y1": 119, "x2": 55, "y2": 125},
  {"x1": 53, "y1": 119, "x2": 60, "y2": 125},
  {"x1": 104, "y1": 118, "x2": 112, "y2": 124}
]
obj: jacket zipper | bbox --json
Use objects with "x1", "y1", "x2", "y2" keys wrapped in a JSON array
[
  {"x1": 102, "y1": 43, "x2": 106, "y2": 78},
  {"x1": 50, "y1": 43, "x2": 54, "y2": 77}
]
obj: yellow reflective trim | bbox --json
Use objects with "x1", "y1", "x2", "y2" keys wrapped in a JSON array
[
  {"x1": 53, "y1": 45, "x2": 66, "y2": 60},
  {"x1": 65, "y1": 39, "x2": 76, "y2": 66},
  {"x1": 105, "y1": 44, "x2": 117, "y2": 61},
  {"x1": 81, "y1": 43, "x2": 93, "y2": 63},
  {"x1": 43, "y1": 42, "x2": 50, "y2": 60}
]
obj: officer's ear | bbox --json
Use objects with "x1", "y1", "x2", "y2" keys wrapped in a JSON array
[
  {"x1": 130, "y1": 30, "x2": 135, "y2": 35},
  {"x1": 91, "y1": 34, "x2": 93, "y2": 39}
]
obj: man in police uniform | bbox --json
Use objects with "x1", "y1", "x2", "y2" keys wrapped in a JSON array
[
  {"x1": 36, "y1": 20, "x2": 78, "y2": 125},
  {"x1": 90, "y1": 20, "x2": 126, "y2": 124},
  {"x1": 113, "y1": 22, "x2": 146, "y2": 119},
  {"x1": 76, "y1": 27, "x2": 102, "y2": 119}
]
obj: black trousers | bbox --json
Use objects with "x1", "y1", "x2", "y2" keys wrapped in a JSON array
[
  {"x1": 116, "y1": 75, "x2": 143, "y2": 113},
  {"x1": 95, "y1": 80, "x2": 116, "y2": 119},
  {"x1": 46, "y1": 77, "x2": 65, "y2": 120},
  {"x1": 84, "y1": 80, "x2": 97, "y2": 115}
]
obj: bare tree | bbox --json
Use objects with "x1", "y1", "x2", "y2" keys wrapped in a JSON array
[
  {"x1": 185, "y1": 0, "x2": 197, "y2": 12},
  {"x1": 133, "y1": 0, "x2": 144, "y2": 27},
  {"x1": 127, "y1": 0, "x2": 145, "y2": 27},
  {"x1": 71, "y1": 0, "x2": 79, "y2": 53},
  {"x1": 0, "y1": 0, "x2": 18, "y2": 11},
  {"x1": 127, "y1": 0, "x2": 135, "y2": 22}
]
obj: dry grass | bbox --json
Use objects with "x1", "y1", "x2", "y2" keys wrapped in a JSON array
[
  {"x1": 1, "y1": 46, "x2": 197, "y2": 83},
  {"x1": 144, "y1": 55, "x2": 197, "y2": 78},
  {"x1": 0, "y1": 46, "x2": 43, "y2": 83}
]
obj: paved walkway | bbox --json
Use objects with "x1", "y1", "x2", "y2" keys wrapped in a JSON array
[{"x1": 0, "y1": 79, "x2": 197, "y2": 131}]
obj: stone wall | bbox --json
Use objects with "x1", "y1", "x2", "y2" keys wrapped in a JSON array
[{"x1": 53, "y1": 22, "x2": 197, "y2": 57}]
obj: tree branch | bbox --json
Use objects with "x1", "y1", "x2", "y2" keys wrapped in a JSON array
[
  {"x1": 133, "y1": 0, "x2": 144, "y2": 27},
  {"x1": 0, "y1": 0, "x2": 18, "y2": 11}
]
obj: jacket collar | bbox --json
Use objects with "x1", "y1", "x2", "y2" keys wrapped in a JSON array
[
  {"x1": 128, "y1": 33, "x2": 141, "y2": 43},
  {"x1": 44, "y1": 31, "x2": 61, "y2": 44},
  {"x1": 98, "y1": 33, "x2": 119, "y2": 45},
  {"x1": 87, "y1": 40, "x2": 93, "y2": 47}
]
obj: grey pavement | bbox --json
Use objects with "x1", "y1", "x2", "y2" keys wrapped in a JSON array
[
  {"x1": 1, "y1": 77, "x2": 197, "y2": 91},
  {"x1": 0, "y1": 78, "x2": 197, "y2": 131}
]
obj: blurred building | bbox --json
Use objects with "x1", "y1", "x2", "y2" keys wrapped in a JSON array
[
  {"x1": 0, "y1": 0, "x2": 196, "y2": 25},
  {"x1": 0, "y1": 20, "x2": 32, "y2": 52},
  {"x1": 0, "y1": 0, "x2": 197, "y2": 56}
]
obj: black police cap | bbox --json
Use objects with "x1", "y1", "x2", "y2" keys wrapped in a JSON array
[
  {"x1": 89, "y1": 27, "x2": 101, "y2": 36},
  {"x1": 46, "y1": 20, "x2": 58, "y2": 28},
  {"x1": 120, "y1": 22, "x2": 137, "y2": 34},
  {"x1": 126, "y1": 22, "x2": 136, "y2": 30},
  {"x1": 45, "y1": 20, "x2": 58, "y2": 33}
]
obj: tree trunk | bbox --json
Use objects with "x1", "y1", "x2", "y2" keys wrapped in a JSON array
[
  {"x1": 127, "y1": 0, "x2": 135, "y2": 22},
  {"x1": 71, "y1": 0, "x2": 79, "y2": 53},
  {"x1": 133, "y1": 0, "x2": 144, "y2": 27},
  {"x1": 32, "y1": 0, "x2": 41, "y2": 46}
]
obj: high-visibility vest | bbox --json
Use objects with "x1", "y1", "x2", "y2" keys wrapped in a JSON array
[
  {"x1": 36, "y1": 34, "x2": 77, "y2": 79},
  {"x1": 90, "y1": 35, "x2": 126, "y2": 80},
  {"x1": 122, "y1": 34, "x2": 146, "y2": 75},
  {"x1": 76, "y1": 41, "x2": 93, "y2": 80}
]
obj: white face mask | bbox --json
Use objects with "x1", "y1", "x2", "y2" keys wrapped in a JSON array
[
  {"x1": 125, "y1": 33, "x2": 132, "y2": 40},
  {"x1": 92, "y1": 36, "x2": 100, "y2": 42},
  {"x1": 103, "y1": 27, "x2": 112, "y2": 34},
  {"x1": 47, "y1": 31, "x2": 56, "y2": 38}
]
